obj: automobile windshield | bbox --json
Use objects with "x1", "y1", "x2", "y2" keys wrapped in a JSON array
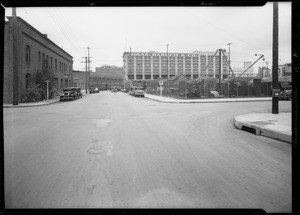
[{"x1": 63, "y1": 88, "x2": 72, "y2": 92}]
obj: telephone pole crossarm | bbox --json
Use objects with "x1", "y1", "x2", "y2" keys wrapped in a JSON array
[{"x1": 82, "y1": 56, "x2": 88, "y2": 94}]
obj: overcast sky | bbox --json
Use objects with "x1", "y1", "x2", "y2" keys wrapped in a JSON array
[{"x1": 4, "y1": 2, "x2": 291, "y2": 73}]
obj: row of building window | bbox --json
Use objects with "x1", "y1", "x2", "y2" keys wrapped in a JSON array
[
  {"x1": 129, "y1": 63, "x2": 228, "y2": 67},
  {"x1": 25, "y1": 72, "x2": 71, "y2": 90},
  {"x1": 25, "y1": 45, "x2": 71, "y2": 75},
  {"x1": 129, "y1": 56, "x2": 227, "y2": 62},
  {"x1": 127, "y1": 74, "x2": 228, "y2": 80},
  {"x1": 90, "y1": 78, "x2": 123, "y2": 82}
]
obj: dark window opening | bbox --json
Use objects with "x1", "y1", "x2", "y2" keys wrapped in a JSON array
[{"x1": 25, "y1": 45, "x2": 30, "y2": 62}]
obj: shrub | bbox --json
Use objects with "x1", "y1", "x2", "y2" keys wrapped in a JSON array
[{"x1": 20, "y1": 83, "x2": 42, "y2": 103}]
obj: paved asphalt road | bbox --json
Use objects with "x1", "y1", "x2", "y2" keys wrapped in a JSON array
[{"x1": 4, "y1": 91, "x2": 291, "y2": 212}]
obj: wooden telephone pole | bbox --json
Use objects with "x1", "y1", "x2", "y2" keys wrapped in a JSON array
[{"x1": 272, "y1": 2, "x2": 279, "y2": 114}]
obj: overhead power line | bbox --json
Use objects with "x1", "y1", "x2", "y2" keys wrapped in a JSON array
[{"x1": 47, "y1": 9, "x2": 82, "y2": 56}]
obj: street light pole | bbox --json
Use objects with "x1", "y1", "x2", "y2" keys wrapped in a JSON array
[{"x1": 45, "y1": 80, "x2": 50, "y2": 102}]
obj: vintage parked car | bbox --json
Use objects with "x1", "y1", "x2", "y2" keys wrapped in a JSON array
[
  {"x1": 111, "y1": 88, "x2": 118, "y2": 93},
  {"x1": 209, "y1": 91, "x2": 224, "y2": 98},
  {"x1": 131, "y1": 87, "x2": 145, "y2": 97},
  {"x1": 279, "y1": 89, "x2": 292, "y2": 100},
  {"x1": 209, "y1": 91, "x2": 219, "y2": 97},
  {"x1": 60, "y1": 87, "x2": 82, "y2": 101},
  {"x1": 89, "y1": 87, "x2": 99, "y2": 93}
]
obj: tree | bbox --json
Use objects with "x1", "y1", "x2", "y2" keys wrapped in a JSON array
[{"x1": 35, "y1": 60, "x2": 56, "y2": 99}]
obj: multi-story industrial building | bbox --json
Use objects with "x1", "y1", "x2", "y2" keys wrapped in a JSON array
[
  {"x1": 90, "y1": 70, "x2": 123, "y2": 90},
  {"x1": 95, "y1": 65, "x2": 124, "y2": 78},
  {"x1": 3, "y1": 16, "x2": 73, "y2": 103},
  {"x1": 123, "y1": 51, "x2": 229, "y2": 81}
]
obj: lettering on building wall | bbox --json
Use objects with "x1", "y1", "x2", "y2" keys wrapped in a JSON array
[{"x1": 130, "y1": 52, "x2": 197, "y2": 57}]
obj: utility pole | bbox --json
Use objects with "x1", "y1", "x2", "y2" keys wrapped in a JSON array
[
  {"x1": 82, "y1": 57, "x2": 88, "y2": 93},
  {"x1": 272, "y1": 2, "x2": 279, "y2": 114},
  {"x1": 167, "y1": 44, "x2": 169, "y2": 79},
  {"x1": 12, "y1": 7, "x2": 18, "y2": 105},
  {"x1": 219, "y1": 49, "x2": 222, "y2": 94},
  {"x1": 87, "y1": 47, "x2": 92, "y2": 90}
]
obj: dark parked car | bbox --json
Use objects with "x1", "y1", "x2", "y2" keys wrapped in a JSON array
[
  {"x1": 111, "y1": 88, "x2": 118, "y2": 93},
  {"x1": 60, "y1": 87, "x2": 82, "y2": 101},
  {"x1": 89, "y1": 87, "x2": 99, "y2": 93},
  {"x1": 279, "y1": 89, "x2": 292, "y2": 100}
]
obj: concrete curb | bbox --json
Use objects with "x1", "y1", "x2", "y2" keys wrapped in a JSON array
[
  {"x1": 3, "y1": 99, "x2": 60, "y2": 108},
  {"x1": 145, "y1": 94, "x2": 272, "y2": 104},
  {"x1": 233, "y1": 117, "x2": 291, "y2": 144},
  {"x1": 3, "y1": 93, "x2": 89, "y2": 108}
]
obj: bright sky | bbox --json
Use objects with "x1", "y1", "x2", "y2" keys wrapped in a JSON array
[{"x1": 4, "y1": 2, "x2": 291, "y2": 73}]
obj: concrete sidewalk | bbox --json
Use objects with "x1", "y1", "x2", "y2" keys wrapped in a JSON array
[
  {"x1": 144, "y1": 93, "x2": 272, "y2": 103},
  {"x1": 3, "y1": 90, "x2": 88, "y2": 108},
  {"x1": 233, "y1": 112, "x2": 291, "y2": 143}
]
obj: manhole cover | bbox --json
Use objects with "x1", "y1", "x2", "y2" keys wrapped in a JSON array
[
  {"x1": 87, "y1": 147, "x2": 105, "y2": 154},
  {"x1": 95, "y1": 119, "x2": 112, "y2": 128}
]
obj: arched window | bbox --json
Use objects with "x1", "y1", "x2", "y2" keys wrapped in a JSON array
[
  {"x1": 38, "y1": 51, "x2": 41, "y2": 62},
  {"x1": 25, "y1": 73, "x2": 31, "y2": 88},
  {"x1": 25, "y1": 45, "x2": 30, "y2": 62}
]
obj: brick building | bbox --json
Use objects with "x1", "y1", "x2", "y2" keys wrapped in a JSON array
[
  {"x1": 73, "y1": 69, "x2": 124, "y2": 91},
  {"x1": 73, "y1": 70, "x2": 88, "y2": 90},
  {"x1": 123, "y1": 51, "x2": 229, "y2": 81},
  {"x1": 90, "y1": 70, "x2": 123, "y2": 90},
  {"x1": 3, "y1": 16, "x2": 73, "y2": 103}
]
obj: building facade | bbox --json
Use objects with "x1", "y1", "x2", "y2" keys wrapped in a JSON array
[
  {"x1": 258, "y1": 63, "x2": 291, "y2": 79},
  {"x1": 3, "y1": 16, "x2": 73, "y2": 103},
  {"x1": 95, "y1": 65, "x2": 124, "y2": 78},
  {"x1": 279, "y1": 63, "x2": 292, "y2": 77},
  {"x1": 90, "y1": 70, "x2": 123, "y2": 90},
  {"x1": 123, "y1": 51, "x2": 229, "y2": 81},
  {"x1": 73, "y1": 70, "x2": 88, "y2": 90},
  {"x1": 73, "y1": 69, "x2": 123, "y2": 91}
]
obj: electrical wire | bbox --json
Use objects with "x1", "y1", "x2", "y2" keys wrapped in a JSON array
[
  {"x1": 201, "y1": 19, "x2": 264, "y2": 53},
  {"x1": 47, "y1": 9, "x2": 82, "y2": 57}
]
